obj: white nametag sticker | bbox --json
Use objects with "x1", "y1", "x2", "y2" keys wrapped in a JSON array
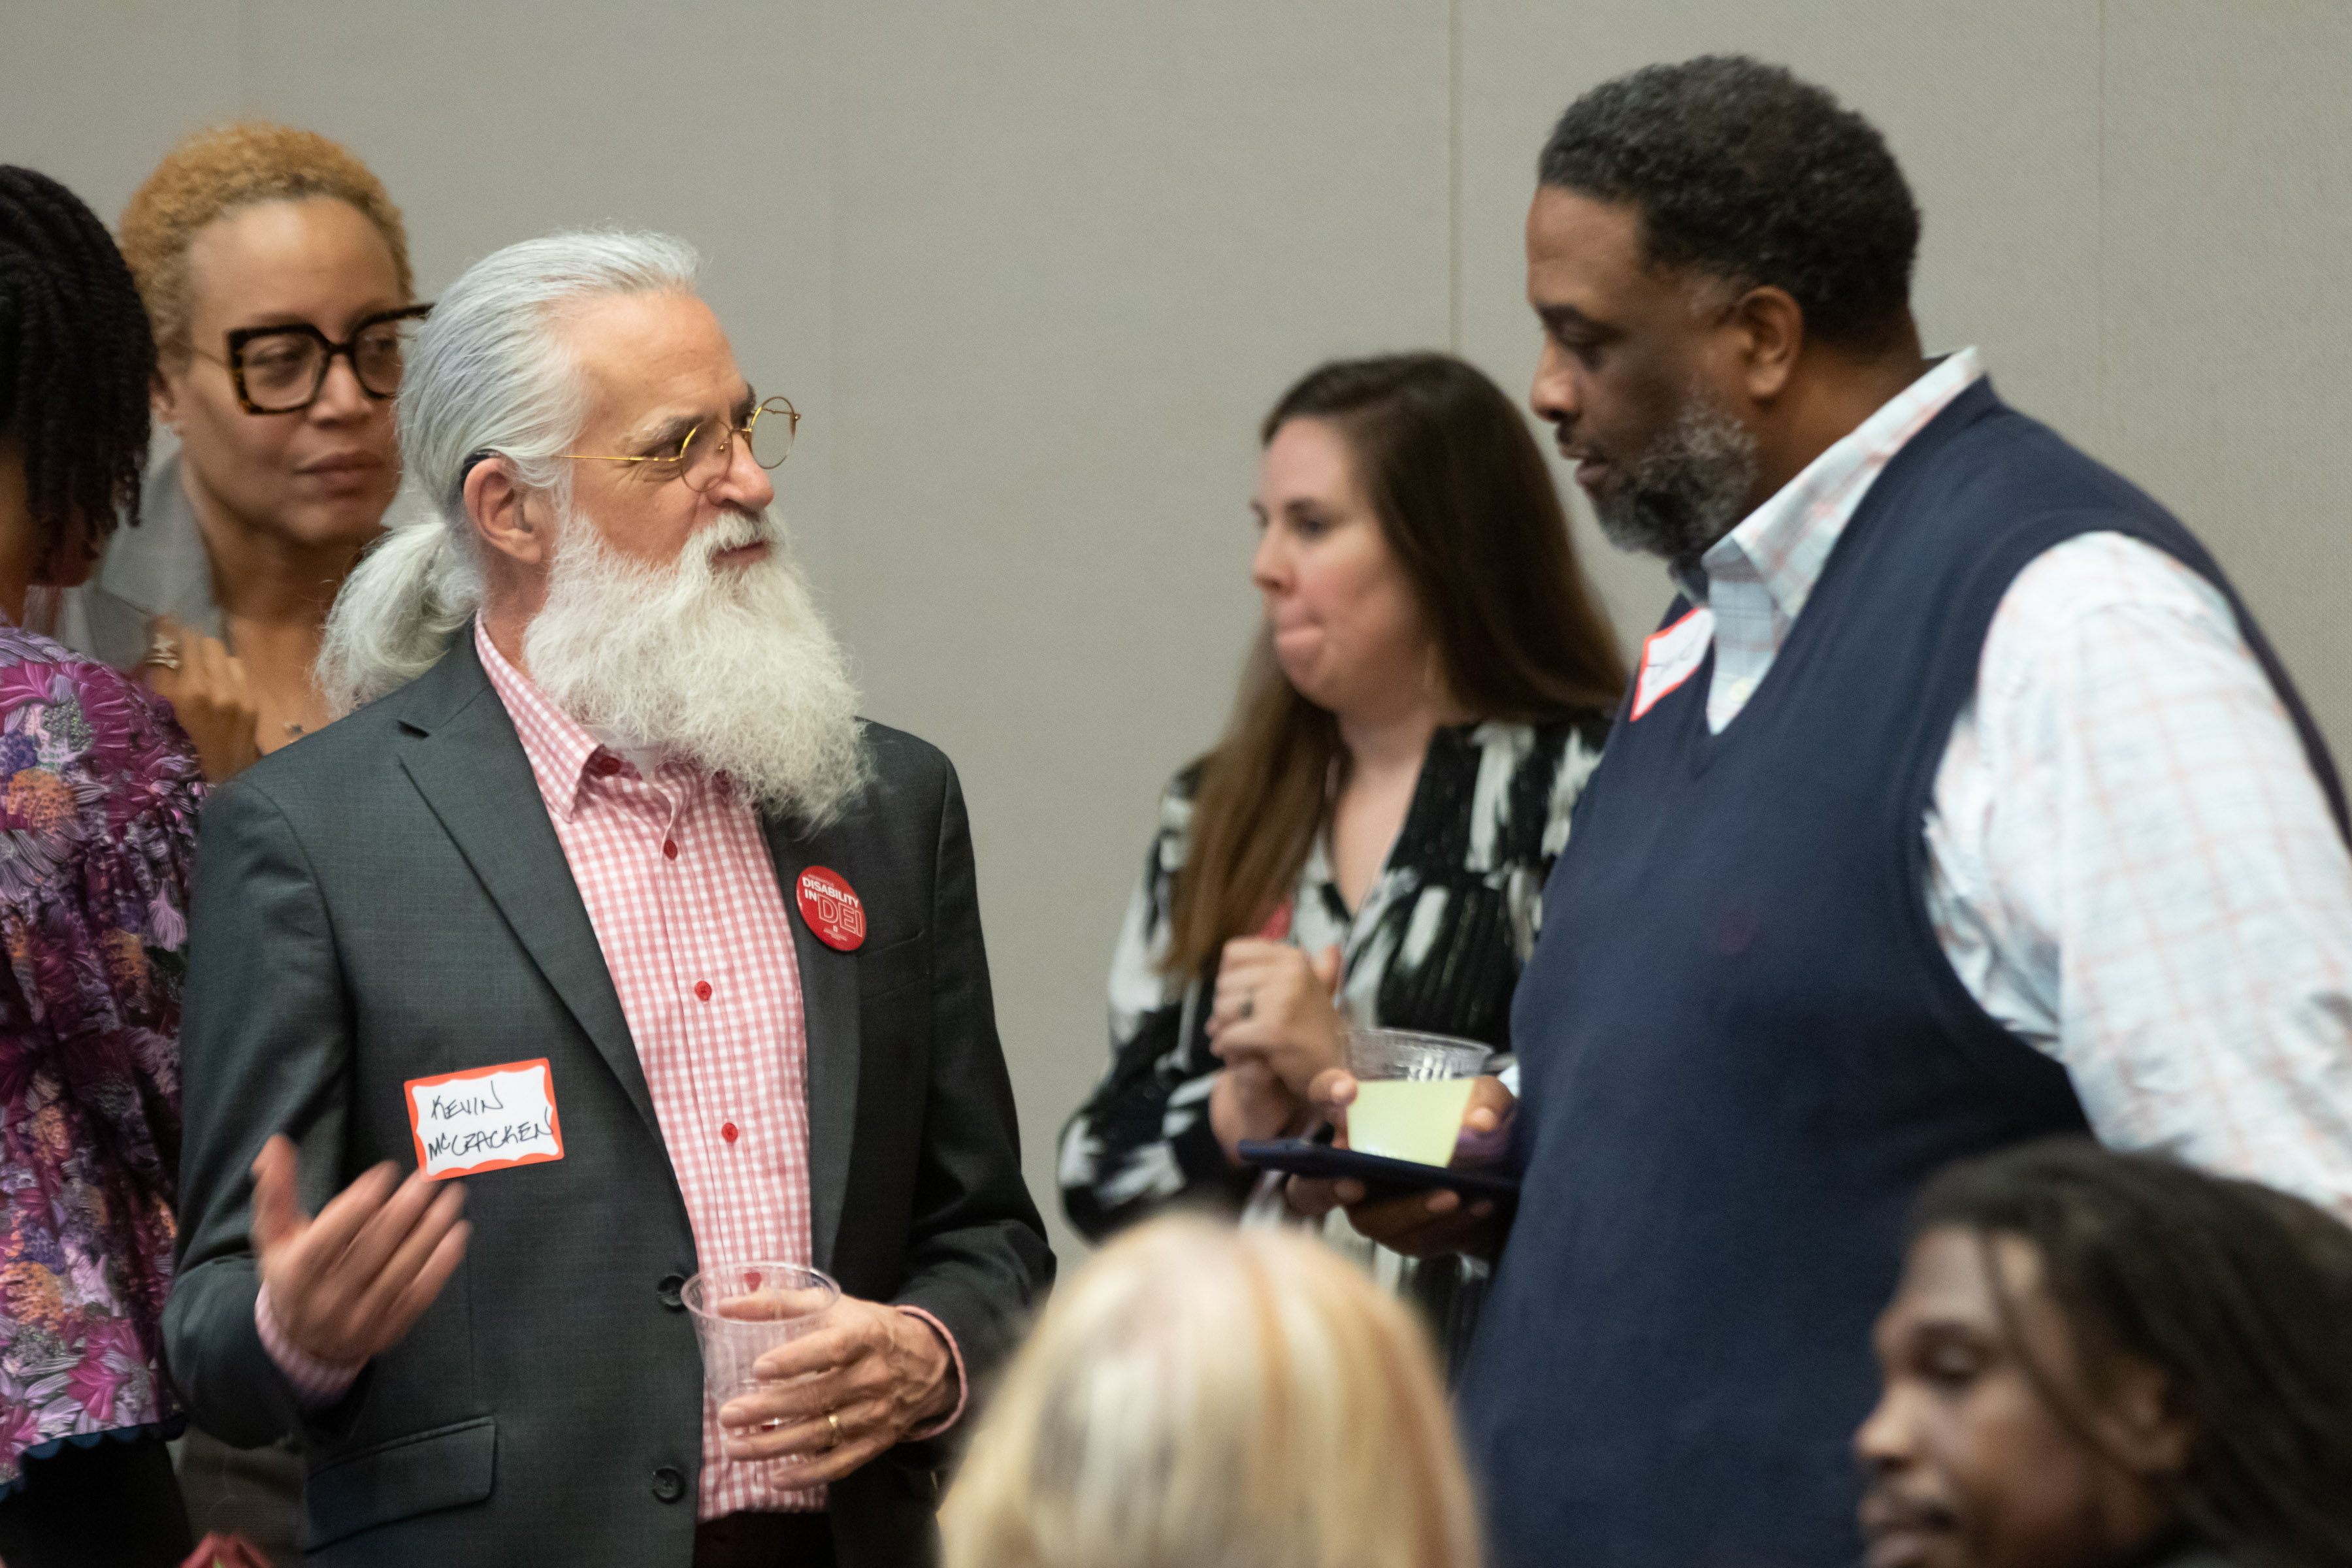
[
  {"x1": 1631, "y1": 606, "x2": 1716, "y2": 721},
  {"x1": 405, "y1": 1058, "x2": 565, "y2": 1180}
]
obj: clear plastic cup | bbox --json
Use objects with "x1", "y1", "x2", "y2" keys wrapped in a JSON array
[
  {"x1": 681, "y1": 1261, "x2": 841, "y2": 1480},
  {"x1": 1342, "y1": 1028, "x2": 1495, "y2": 1167}
]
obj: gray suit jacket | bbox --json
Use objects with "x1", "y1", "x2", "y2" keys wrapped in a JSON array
[
  {"x1": 164, "y1": 633, "x2": 1054, "y2": 1566},
  {"x1": 57, "y1": 449, "x2": 227, "y2": 671}
]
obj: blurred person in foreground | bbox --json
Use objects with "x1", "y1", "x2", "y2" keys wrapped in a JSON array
[
  {"x1": 941, "y1": 1216, "x2": 1481, "y2": 1568},
  {"x1": 62, "y1": 122, "x2": 425, "y2": 781},
  {"x1": 164, "y1": 231, "x2": 1051, "y2": 1566},
  {"x1": 1297, "y1": 56, "x2": 2352, "y2": 1568},
  {"x1": 1057, "y1": 353, "x2": 1622, "y2": 1365},
  {"x1": 1860, "y1": 1138, "x2": 2352, "y2": 1568},
  {"x1": 0, "y1": 166, "x2": 204, "y2": 1568}
]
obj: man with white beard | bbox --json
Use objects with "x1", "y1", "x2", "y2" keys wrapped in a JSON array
[{"x1": 165, "y1": 231, "x2": 1053, "y2": 1568}]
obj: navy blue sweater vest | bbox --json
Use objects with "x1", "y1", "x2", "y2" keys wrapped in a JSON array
[{"x1": 1455, "y1": 380, "x2": 2345, "y2": 1568}]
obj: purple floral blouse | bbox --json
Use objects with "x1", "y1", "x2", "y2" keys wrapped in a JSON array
[{"x1": 0, "y1": 627, "x2": 201, "y2": 1492}]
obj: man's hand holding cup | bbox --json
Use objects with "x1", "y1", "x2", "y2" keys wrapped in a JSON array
[{"x1": 713, "y1": 1293, "x2": 955, "y2": 1486}]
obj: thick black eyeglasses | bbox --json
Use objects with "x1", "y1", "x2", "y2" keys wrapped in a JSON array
[{"x1": 197, "y1": 303, "x2": 434, "y2": 415}]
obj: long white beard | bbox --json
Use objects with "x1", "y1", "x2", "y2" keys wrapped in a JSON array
[{"x1": 522, "y1": 506, "x2": 871, "y2": 827}]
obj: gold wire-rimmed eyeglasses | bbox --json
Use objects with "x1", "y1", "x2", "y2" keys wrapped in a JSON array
[{"x1": 560, "y1": 395, "x2": 799, "y2": 493}]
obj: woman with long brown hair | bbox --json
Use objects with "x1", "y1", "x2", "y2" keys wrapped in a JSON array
[{"x1": 1059, "y1": 352, "x2": 1624, "y2": 1361}]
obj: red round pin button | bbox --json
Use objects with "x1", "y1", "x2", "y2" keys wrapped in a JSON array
[{"x1": 796, "y1": 866, "x2": 866, "y2": 951}]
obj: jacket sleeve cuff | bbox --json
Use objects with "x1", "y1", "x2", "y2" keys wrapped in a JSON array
[
  {"x1": 895, "y1": 1305, "x2": 968, "y2": 1439},
  {"x1": 255, "y1": 1282, "x2": 365, "y2": 1408}
]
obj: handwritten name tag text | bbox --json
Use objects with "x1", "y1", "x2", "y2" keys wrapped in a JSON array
[{"x1": 405, "y1": 1058, "x2": 566, "y2": 1180}]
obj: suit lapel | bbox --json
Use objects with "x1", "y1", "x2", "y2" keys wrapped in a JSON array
[
  {"x1": 763, "y1": 818, "x2": 860, "y2": 1275},
  {"x1": 393, "y1": 640, "x2": 662, "y2": 1147}
]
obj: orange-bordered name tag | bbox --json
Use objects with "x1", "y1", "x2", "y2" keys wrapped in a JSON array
[
  {"x1": 1631, "y1": 606, "x2": 1716, "y2": 721},
  {"x1": 405, "y1": 1058, "x2": 565, "y2": 1180}
]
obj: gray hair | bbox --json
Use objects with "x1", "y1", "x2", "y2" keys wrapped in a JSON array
[{"x1": 316, "y1": 230, "x2": 701, "y2": 713}]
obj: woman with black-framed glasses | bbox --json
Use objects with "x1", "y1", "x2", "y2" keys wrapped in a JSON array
[
  {"x1": 54, "y1": 120, "x2": 425, "y2": 1565},
  {"x1": 59, "y1": 122, "x2": 425, "y2": 791}
]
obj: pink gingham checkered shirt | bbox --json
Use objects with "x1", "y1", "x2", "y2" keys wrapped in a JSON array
[
  {"x1": 1665, "y1": 347, "x2": 2352, "y2": 1217},
  {"x1": 257, "y1": 621, "x2": 964, "y2": 1520}
]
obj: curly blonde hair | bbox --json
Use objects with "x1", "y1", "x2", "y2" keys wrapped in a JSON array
[{"x1": 119, "y1": 121, "x2": 412, "y2": 361}]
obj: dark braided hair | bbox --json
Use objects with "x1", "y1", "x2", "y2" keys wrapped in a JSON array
[
  {"x1": 1913, "y1": 1138, "x2": 2352, "y2": 1568},
  {"x1": 0, "y1": 166, "x2": 155, "y2": 583}
]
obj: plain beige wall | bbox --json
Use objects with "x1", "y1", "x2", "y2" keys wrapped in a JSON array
[{"x1": 8, "y1": 1, "x2": 2346, "y2": 1263}]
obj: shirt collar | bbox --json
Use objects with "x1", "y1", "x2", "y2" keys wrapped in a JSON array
[
  {"x1": 474, "y1": 620, "x2": 612, "y2": 821},
  {"x1": 1688, "y1": 347, "x2": 1985, "y2": 618}
]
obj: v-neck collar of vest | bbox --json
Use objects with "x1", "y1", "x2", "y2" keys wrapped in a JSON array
[{"x1": 1674, "y1": 378, "x2": 2005, "y2": 777}]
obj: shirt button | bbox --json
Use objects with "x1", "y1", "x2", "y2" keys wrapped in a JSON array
[
  {"x1": 591, "y1": 753, "x2": 623, "y2": 777},
  {"x1": 721, "y1": 1122, "x2": 739, "y2": 1143},
  {"x1": 694, "y1": 981, "x2": 712, "y2": 1002},
  {"x1": 663, "y1": 840, "x2": 678, "y2": 859},
  {"x1": 651, "y1": 1465, "x2": 686, "y2": 1504}
]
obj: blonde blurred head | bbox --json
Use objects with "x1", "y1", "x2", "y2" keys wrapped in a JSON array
[{"x1": 942, "y1": 1218, "x2": 1482, "y2": 1568}]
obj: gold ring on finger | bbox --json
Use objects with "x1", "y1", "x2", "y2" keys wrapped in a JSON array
[{"x1": 825, "y1": 1411, "x2": 841, "y2": 1448}]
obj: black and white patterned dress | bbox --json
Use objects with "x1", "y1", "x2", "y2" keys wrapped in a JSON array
[{"x1": 1057, "y1": 715, "x2": 1610, "y2": 1361}]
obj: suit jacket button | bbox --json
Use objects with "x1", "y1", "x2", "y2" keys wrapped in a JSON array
[
  {"x1": 652, "y1": 1466, "x2": 686, "y2": 1503},
  {"x1": 657, "y1": 1273, "x2": 685, "y2": 1309}
]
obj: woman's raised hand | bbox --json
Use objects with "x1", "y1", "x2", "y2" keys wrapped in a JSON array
[
  {"x1": 1207, "y1": 939, "x2": 1346, "y2": 1098},
  {"x1": 139, "y1": 613, "x2": 261, "y2": 781}
]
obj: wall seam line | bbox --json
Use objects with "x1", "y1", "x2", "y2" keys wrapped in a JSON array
[
  {"x1": 1448, "y1": 0, "x2": 1463, "y2": 353},
  {"x1": 2096, "y1": 0, "x2": 2108, "y2": 446}
]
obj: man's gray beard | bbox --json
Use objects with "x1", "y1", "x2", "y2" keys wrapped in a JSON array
[
  {"x1": 1591, "y1": 395, "x2": 1761, "y2": 568},
  {"x1": 522, "y1": 505, "x2": 872, "y2": 828}
]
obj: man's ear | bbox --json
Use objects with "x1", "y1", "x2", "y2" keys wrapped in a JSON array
[
  {"x1": 1730, "y1": 285, "x2": 1805, "y2": 402},
  {"x1": 466, "y1": 456, "x2": 556, "y2": 569}
]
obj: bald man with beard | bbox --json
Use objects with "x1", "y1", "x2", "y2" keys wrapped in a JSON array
[{"x1": 164, "y1": 231, "x2": 1051, "y2": 1568}]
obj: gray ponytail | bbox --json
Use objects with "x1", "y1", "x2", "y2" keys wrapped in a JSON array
[{"x1": 315, "y1": 514, "x2": 484, "y2": 714}]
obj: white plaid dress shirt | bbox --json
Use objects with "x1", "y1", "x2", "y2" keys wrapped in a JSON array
[{"x1": 1665, "y1": 348, "x2": 2352, "y2": 1217}]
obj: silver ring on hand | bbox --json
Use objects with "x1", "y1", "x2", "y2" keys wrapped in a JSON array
[
  {"x1": 1239, "y1": 991, "x2": 1256, "y2": 1020},
  {"x1": 142, "y1": 634, "x2": 182, "y2": 672}
]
